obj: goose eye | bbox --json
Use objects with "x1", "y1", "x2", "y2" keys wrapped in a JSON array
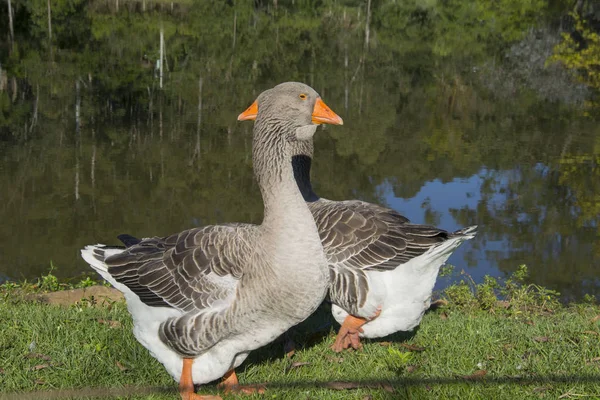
[{"x1": 299, "y1": 94, "x2": 307, "y2": 100}]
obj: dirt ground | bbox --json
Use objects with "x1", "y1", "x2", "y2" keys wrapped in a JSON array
[{"x1": 29, "y1": 285, "x2": 124, "y2": 306}]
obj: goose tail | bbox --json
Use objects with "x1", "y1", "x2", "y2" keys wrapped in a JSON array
[
  {"x1": 80, "y1": 244, "x2": 125, "y2": 289},
  {"x1": 452, "y1": 225, "x2": 478, "y2": 239},
  {"x1": 117, "y1": 234, "x2": 142, "y2": 247},
  {"x1": 413, "y1": 225, "x2": 478, "y2": 268}
]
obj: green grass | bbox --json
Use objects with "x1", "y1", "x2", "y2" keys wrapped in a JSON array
[{"x1": 1, "y1": 267, "x2": 600, "y2": 399}]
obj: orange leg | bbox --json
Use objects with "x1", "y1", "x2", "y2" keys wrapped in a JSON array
[
  {"x1": 217, "y1": 369, "x2": 266, "y2": 395},
  {"x1": 179, "y1": 358, "x2": 222, "y2": 400},
  {"x1": 331, "y1": 308, "x2": 382, "y2": 353},
  {"x1": 217, "y1": 369, "x2": 239, "y2": 389}
]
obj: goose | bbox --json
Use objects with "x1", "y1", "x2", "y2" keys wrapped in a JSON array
[
  {"x1": 238, "y1": 108, "x2": 477, "y2": 352},
  {"x1": 81, "y1": 82, "x2": 343, "y2": 400}
]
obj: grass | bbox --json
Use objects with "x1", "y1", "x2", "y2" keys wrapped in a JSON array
[{"x1": 1, "y1": 266, "x2": 600, "y2": 399}]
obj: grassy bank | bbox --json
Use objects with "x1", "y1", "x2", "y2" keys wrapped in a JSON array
[{"x1": 1, "y1": 267, "x2": 600, "y2": 399}]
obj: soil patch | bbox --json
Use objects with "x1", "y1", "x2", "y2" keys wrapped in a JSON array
[{"x1": 28, "y1": 285, "x2": 123, "y2": 306}]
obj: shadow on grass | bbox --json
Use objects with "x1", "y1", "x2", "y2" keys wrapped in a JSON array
[
  {"x1": 3, "y1": 374, "x2": 600, "y2": 399},
  {"x1": 242, "y1": 302, "x2": 335, "y2": 367},
  {"x1": 242, "y1": 300, "x2": 424, "y2": 372}
]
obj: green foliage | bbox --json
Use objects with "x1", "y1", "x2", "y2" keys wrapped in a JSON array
[
  {"x1": 443, "y1": 280, "x2": 476, "y2": 307},
  {"x1": 38, "y1": 262, "x2": 60, "y2": 292},
  {"x1": 549, "y1": 13, "x2": 600, "y2": 95},
  {"x1": 0, "y1": 0, "x2": 599, "y2": 301},
  {"x1": 385, "y1": 346, "x2": 414, "y2": 373},
  {"x1": 509, "y1": 264, "x2": 529, "y2": 284},
  {"x1": 442, "y1": 265, "x2": 561, "y2": 314},
  {"x1": 583, "y1": 293, "x2": 597, "y2": 304},
  {"x1": 476, "y1": 276, "x2": 499, "y2": 310},
  {"x1": 0, "y1": 281, "x2": 20, "y2": 293},
  {"x1": 82, "y1": 340, "x2": 107, "y2": 354},
  {"x1": 0, "y1": 266, "x2": 102, "y2": 296},
  {"x1": 438, "y1": 265, "x2": 455, "y2": 278},
  {"x1": 75, "y1": 276, "x2": 97, "y2": 289}
]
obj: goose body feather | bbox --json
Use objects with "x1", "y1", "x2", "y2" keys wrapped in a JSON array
[
  {"x1": 81, "y1": 220, "x2": 318, "y2": 383},
  {"x1": 82, "y1": 243, "x2": 248, "y2": 382},
  {"x1": 291, "y1": 153, "x2": 476, "y2": 340},
  {"x1": 319, "y1": 211, "x2": 477, "y2": 337}
]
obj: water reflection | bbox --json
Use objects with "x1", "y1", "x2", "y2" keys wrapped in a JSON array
[
  {"x1": 384, "y1": 166, "x2": 600, "y2": 301},
  {"x1": 0, "y1": 0, "x2": 599, "y2": 300}
]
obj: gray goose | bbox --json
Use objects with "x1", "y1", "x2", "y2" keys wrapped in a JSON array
[
  {"x1": 239, "y1": 109, "x2": 477, "y2": 352},
  {"x1": 81, "y1": 82, "x2": 343, "y2": 400}
]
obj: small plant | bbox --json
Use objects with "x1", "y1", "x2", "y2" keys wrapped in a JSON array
[
  {"x1": 512, "y1": 264, "x2": 529, "y2": 284},
  {"x1": 583, "y1": 293, "x2": 597, "y2": 304},
  {"x1": 476, "y1": 276, "x2": 499, "y2": 310},
  {"x1": 39, "y1": 262, "x2": 60, "y2": 292},
  {"x1": 525, "y1": 284, "x2": 561, "y2": 311},
  {"x1": 444, "y1": 280, "x2": 476, "y2": 307},
  {"x1": 83, "y1": 341, "x2": 106, "y2": 353},
  {"x1": 439, "y1": 265, "x2": 455, "y2": 277},
  {"x1": 497, "y1": 265, "x2": 561, "y2": 313},
  {"x1": 0, "y1": 281, "x2": 19, "y2": 291},
  {"x1": 442, "y1": 265, "x2": 562, "y2": 314},
  {"x1": 385, "y1": 346, "x2": 414, "y2": 373},
  {"x1": 76, "y1": 277, "x2": 97, "y2": 289},
  {"x1": 0, "y1": 280, "x2": 21, "y2": 301}
]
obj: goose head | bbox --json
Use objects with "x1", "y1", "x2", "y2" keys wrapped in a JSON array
[{"x1": 238, "y1": 82, "x2": 343, "y2": 142}]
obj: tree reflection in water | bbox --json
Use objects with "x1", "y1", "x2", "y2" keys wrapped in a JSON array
[{"x1": 0, "y1": 0, "x2": 598, "y2": 300}]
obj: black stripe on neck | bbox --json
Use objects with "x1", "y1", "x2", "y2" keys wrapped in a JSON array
[{"x1": 292, "y1": 155, "x2": 319, "y2": 203}]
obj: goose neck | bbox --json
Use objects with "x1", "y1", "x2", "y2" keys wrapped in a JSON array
[{"x1": 252, "y1": 120, "x2": 312, "y2": 226}]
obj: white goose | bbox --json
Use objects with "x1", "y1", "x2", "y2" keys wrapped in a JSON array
[
  {"x1": 81, "y1": 82, "x2": 343, "y2": 399},
  {"x1": 239, "y1": 111, "x2": 477, "y2": 352}
]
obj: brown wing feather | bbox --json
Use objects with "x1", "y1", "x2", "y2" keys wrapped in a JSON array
[
  {"x1": 103, "y1": 223, "x2": 253, "y2": 312},
  {"x1": 310, "y1": 199, "x2": 452, "y2": 272},
  {"x1": 310, "y1": 199, "x2": 454, "y2": 314}
]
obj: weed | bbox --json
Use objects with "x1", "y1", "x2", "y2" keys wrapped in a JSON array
[
  {"x1": 439, "y1": 265, "x2": 455, "y2": 277},
  {"x1": 443, "y1": 280, "x2": 476, "y2": 307},
  {"x1": 38, "y1": 262, "x2": 60, "y2": 292},
  {"x1": 476, "y1": 276, "x2": 499, "y2": 310},
  {"x1": 76, "y1": 277, "x2": 97, "y2": 289},
  {"x1": 385, "y1": 346, "x2": 414, "y2": 373},
  {"x1": 583, "y1": 293, "x2": 597, "y2": 304}
]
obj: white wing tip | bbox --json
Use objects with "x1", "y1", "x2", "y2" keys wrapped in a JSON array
[
  {"x1": 80, "y1": 244, "x2": 111, "y2": 273},
  {"x1": 457, "y1": 225, "x2": 478, "y2": 238}
]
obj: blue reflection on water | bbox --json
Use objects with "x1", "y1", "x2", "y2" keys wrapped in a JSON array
[{"x1": 381, "y1": 169, "x2": 509, "y2": 292}]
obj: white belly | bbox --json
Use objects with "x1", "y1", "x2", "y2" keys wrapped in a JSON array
[
  {"x1": 123, "y1": 291, "x2": 247, "y2": 384},
  {"x1": 332, "y1": 236, "x2": 465, "y2": 338}
]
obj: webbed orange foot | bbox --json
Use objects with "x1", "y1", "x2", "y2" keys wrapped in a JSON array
[{"x1": 332, "y1": 307, "x2": 382, "y2": 352}]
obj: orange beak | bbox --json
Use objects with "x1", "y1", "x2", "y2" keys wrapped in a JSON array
[
  {"x1": 311, "y1": 97, "x2": 343, "y2": 125},
  {"x1": 237, "y1": 97, "x2": 343, "y2": 126},
  {"x1": 237, "y1": 100, "x2": 258, "y2": 121}
]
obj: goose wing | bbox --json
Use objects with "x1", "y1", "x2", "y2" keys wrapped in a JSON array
[
  {"x1": 95, "y1": 223, "x2": 254, "y2": 313},
  {"x1": 310, "y1": 199, "x2": 452, "y2": 272},
  {"x1": 310, "y1": 199, "x2": 452, "y2": 312}
]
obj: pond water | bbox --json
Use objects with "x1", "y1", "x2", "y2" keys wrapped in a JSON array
[{"x1": 1, "y1": 1, "x2": 599, "y2": 301}]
